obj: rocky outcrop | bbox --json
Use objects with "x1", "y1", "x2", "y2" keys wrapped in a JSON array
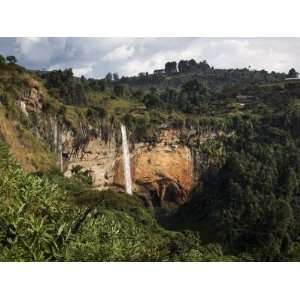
[
  {"x1": 57, "y1": 126, "x2": 225, "y2": 206},
  {"x1": 114, "y1": 129, "x2": 194, "y2": 205},
  {"x1": 60, "y1": 128, "x2": 195, "y2": 205},
  {"x1": 12, "y1": 85, "x2": 224, "y2": 206},
  {"x1": 64, "y1": 137, "x2": 117, "y2": 189},
  {"x1": 19, "y1": 85, "x2": 43, "y2": 114}
]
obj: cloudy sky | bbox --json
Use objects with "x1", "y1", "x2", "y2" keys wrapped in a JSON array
[{"x1": 0, "y1": 38, "x2": 299, "y2": 78}]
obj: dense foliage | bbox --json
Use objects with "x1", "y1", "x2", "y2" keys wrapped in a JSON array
[
  {"x1": 120, "y1": 59, "x2": 286, "y2": 92},
  {"x1": 171, "y1": 100, "x2": 300, "y2": 261},
  {"x1": 2, "y1": 54, "x2": 300, "y2": 261},
  {"x1": 40, "y1": 69, "x2": 106, "y2": 106},
  {"x1": 0, "y1": 140, "x2": 232, "y2": 261}
]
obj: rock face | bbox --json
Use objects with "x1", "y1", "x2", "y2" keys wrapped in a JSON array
[
  {"x1": 120, "y1": 144, "x2": 193, "y2": 205},
  {"x1": 19, "y1": 84, "x2": 43, "y2": 114},
  {"x1": 64, "y1": 137, "x2": 117, "y2": 189},
  {"x1": 114, "y1": 129, "x2": 194, "y2": 205},
  {"x1": 61, "y1": 128, "x2": 195, "y2": 205}
]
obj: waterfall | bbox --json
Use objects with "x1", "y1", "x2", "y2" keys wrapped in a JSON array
[
  {"x1": 20, "y1": 101, "x2": 28, "y2": 117},
  {"x1": 120, "y1": 124, "x2": 133, "y2": 195},
  {"x1": 58, "y1": 141, "x2": 63, "y2": 172},
  {"x1": 54, "y1": 118, "x2": 63, "y2": 172},
  {"x1": 53, "y1": 119, "x2": 58, "y2": 151}
]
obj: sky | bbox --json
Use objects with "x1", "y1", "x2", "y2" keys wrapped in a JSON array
[{"x1": 0, "y1": 38, "x2": 299, "y2": 78}]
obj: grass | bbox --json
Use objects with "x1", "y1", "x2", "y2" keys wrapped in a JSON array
[
  {"x1": 0, "y1": 106, "x2": 57, "y2": 172},
  {"x1": 103, "y1": 97, "x2": 144, "y2": 115},
  {"x1": 64, "y1": 105, "x2": 88, "y2": 128},
  {"x1": 260, "y1": 79, "x2": 300, "y2": 88}
]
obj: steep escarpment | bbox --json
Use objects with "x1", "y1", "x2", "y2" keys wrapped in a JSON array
[
  {"x1": 0, "y1": 85, "x2": 225, "y2": 206},
  {"x1": 114, "y1": 129, "x2": 194, "y2": 206},
  {"x1": 60, "y1": 127, "x2": 195, "y2": 204},
  {"x1": 0, "y1": 63, "x2": 228, "y2": 206},
  {"x1": 4, "y1": 97, "x2": 223, "y2": 206},
  {"x1": 60, "y1": 125, "x2": 225, "y2": 206},
  {"x1": 0, "y1": 76, "x2": 57, "y2": 172}
]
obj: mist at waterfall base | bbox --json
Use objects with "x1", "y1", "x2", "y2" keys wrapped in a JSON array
[{"x1": 121, "y1": 124, "x2": 133, "y2": 195}]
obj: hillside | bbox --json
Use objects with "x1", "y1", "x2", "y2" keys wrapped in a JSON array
[
  {"x1": 118, "y1": 60, "x2": 286, "y2": 93},
  {"x1": 1, "y1": 57, "x2": 300, "y2": 261}
]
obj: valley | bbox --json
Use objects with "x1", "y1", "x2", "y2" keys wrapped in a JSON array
[{"x1": 1, "y1": 56, "x2": 300, "y2": 261}]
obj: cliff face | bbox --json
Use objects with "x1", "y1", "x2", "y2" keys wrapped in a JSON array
[
  {"x1": 0, "y1": 84, "x2": 57, "y2": 172},
  {"x1": 59, "y1": 127, "x2": 223, "y2": 206},
  {"x1": 64, "y1": 137, "x2": 117, "y2": 189},
  {"x1": 114, "y1": 129, "x2": 194, "y2": 205},
  {"x1": 6, "y1": 84, "x2": 219, "y2": 205},
  {"x1": 0, "y1": 68, "x2": 225, "y2": 206},
  {"x1": 18, "y1": 79, "x2": 44, "y2": 115},
  {"x1": 7, "y1": 92, "x2": 221, "y2": 205},
  {"x1": 61, "y1": 128, "x2": 194, "y2": 205}
]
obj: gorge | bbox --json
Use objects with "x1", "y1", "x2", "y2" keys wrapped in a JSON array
[
  {"x1": 62, "y1": 122, "x2": 200, "y2": 206},
  {"x1": 2, "y1": 53, "x2": 300, "y2": 261},
  {"x1": 0, "y1": 69, "x2": 226, "y2": 208}
]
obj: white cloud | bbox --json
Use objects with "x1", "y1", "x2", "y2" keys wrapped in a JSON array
[
  {"x1": 0, "y1": 38, "x2": 299, "y2": 78},
  {"x1": 102, "y1": 44, "x2": 135, "y2": 62},
  {"x1": 73, "y1": 65, "x2": 93, "y2": 77}
]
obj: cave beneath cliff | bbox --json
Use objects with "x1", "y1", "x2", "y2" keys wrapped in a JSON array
[{"x1": 135, "y1": 179, "x2": 187, "y2": 208}]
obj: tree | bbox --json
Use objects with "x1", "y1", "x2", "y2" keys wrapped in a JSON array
[
  {"x1": 87, "y1": 106, "x2": 106, "y2": 121},
  {"x1": 198, "y1": 60, "x2": 210, "y2": 72},
  {"x1": 113, "y1": 84, "x2": 127, "y2": 97},
  {"x1": 188, "y1": 59, "x2": 197, "y2": 71},
  {"x1": 165, "y1": 61, "x2": 177, "y2": 74},
  {"x1": 143, "y1": 89, "x2": 161, "y2": 109},
  {"x1": 177, "y1": 80, "x2": 210, "y2": 113},
  {"x1": 0, "y1": 54, "x2": 5, "y2": 64},
  {"x1": 113, "y1": 73, "x2": 119, "y2": 81},
  {"x1": 62, "y1": 68, "x2": 73, "y2": 80},
  {"x1": 132, "y1": 89, "x2": 144, "y2": 100},
  {"x1": 105, "y1": 72, "x2": 113, "y2": 82},
  {"x1": 288, "y1": 68, "x2": 298, "y2": 78},
  {"x1": 6, "y1": 55, "x2": 17, "y2": 64},
  {"x1": 178, "y1": 60, "x2": 189, "y2": 73}
]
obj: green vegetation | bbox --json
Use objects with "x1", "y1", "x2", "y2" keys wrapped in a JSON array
[
  {"x1": 0, "y1": 140, "x2": 233, "y2": 261},
  {"x1": 120, "y1": 59, "x2": 286, "y2": 93},
  {"x1": 167, "y1": 100, "x2": 300, "y2": 261},
  {"x1": 1, "y1": 54, "x2": 300, "y2": 261}
]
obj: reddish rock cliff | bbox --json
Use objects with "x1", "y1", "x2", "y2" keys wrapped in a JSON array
[
  {"x1": 114, "y1": 129, "x2": 194, "y2": 205},
  {"x1": 61, "y1": 128, "x2": 201, "y2": 205}
]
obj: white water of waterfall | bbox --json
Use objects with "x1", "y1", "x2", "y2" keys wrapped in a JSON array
[
  {"x1": 121, "y1": 124, "x2": 133, "y2": 195},
  {"x1": 20, "y1": 101, "x2": 28, "y2": 117},
  {"x1": 53, "y1": 120, "x2": 58, "y2": 151}
]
